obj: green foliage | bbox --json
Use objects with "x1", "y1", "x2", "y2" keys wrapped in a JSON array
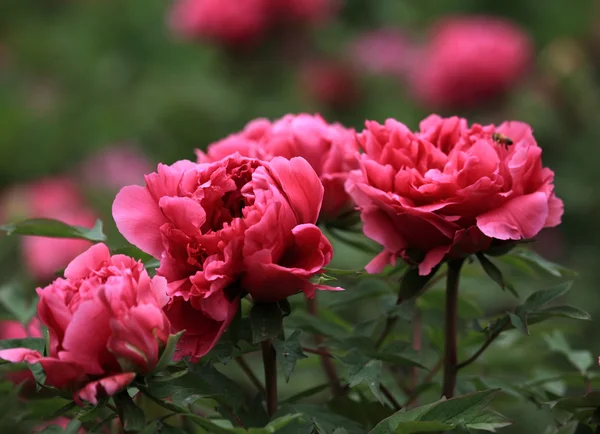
[
  {"x1": 0, "y1": 218, "x2": 106, "y2": 242},
  {"x1": 273, "y1": 330, "x2": 308, "y2": 383}
]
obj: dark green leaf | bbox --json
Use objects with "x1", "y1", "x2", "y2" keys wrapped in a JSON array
[
  {"x1": 280, "y1": 384, "x2": 330, "y2": 404},
  {"x1": 419, "y1": 389, "x2": 502, "y2": 425},
  {"x1": 370, "y1": 401, "x2": 441, "y2": 434},
  {"x1": 477, "y1": 253, "x2": 518, "y2": 297},
  {"x1": 0, "y1": 218, "x2": 106, "y2": 242},
  {"x1": 277, "y1": 404, "x2": 365, "y2": 434},
  {"x1": 522, "y1": 282, "x2": 573, "y2": 311},
  {"x1": 65, "y1": 420, "x2": 83, "y2": 434},
  {"x1": 374, "y1": 341, "x2": 428, "y2": 369},
  {"x1": 273, "y1": 330, "x2": 307, "y2": 382},
  {"x1": 113, "y1": 391, "x2": 145, "y2": 432},
  {"x1": 140, "y1": 421, "x2": 187, "y2": 434},
  {"x1": 551, "y1": 392, "x2": 600, "y2": 411},
  {"x1": 250, "y1": 302, "x2": 288, "y2": 344},
  {"x1": 337, "y1": 350, "x2": 384, "y2": 403},
  {"x1": 398, "y1": 266, "x2": 441, "y2": 301},
  {"x1": 186, "y1": 362, "x2": 245, "y2": 409},
  {"x1": 154, "y1": 331, "x2": 184, "y2": 373},
  {"x1": 333, "y1": 429, "x2": 350, "y2": 434}
]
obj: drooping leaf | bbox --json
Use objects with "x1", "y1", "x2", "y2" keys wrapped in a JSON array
[
  {"x1": 250, "y1": 302, "x2": 289, "y2": 344},
  {"x1": 476, "y1": 253, "x2": 518, "y2": 297},
  {"x1": 113, "y1": 391, "x2": 145, "y2": 432},
  {"x1": 337, "y1": 349, "x2": 385, "y2": 403},
  {"x1": 0, "y1": 218, "x2": 106, "y2": 242},
  {"x1": 273, "y1": 330, "x2": 308, "y2": 382},
  {"x1": 154, "y1": 331, "x2": 185, "y2": 373}
]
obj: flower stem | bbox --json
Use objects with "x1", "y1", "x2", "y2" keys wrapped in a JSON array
[
  {"x1": 442, "y1": 259, "x2": 464, "y2": 398},
  {"x1": 261, "y1": 340, "x2": 278, "y2": 417}
]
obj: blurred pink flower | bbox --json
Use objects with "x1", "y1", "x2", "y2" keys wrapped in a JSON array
[
  {"x1": 79, "y1": 146, "x2": 153, "y2": 190},
  {"x1": 270, "y1": 0, "x2": 338, "y2": 24},
  {"x1": 168, "y1": 0, "x2": 271, "y2": 47},
  {"x1": 1, "y1": 177, "x2": 98, "y2": 281},
  {"x1": 300, "y1": 60, "x2": 361, "y2": 109},
  {"x1": 409, "y1": 16, "x2": 532, "y2": 108},
  {"x1": 350, "y1": 29, "x2": 415, "y2": 77}
]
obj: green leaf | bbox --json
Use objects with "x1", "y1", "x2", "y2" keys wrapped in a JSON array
[
  {"x1": 334, "y1": 429, "x2": 350, "y2": 434},
  {"x1": 263, "y1": 413, "x2": 304, "y2": 432},
  {"x1": 0, "y1": 282, "x2": 37, "y2": 324},
  {"x1": 0, "y1": 218, "x2": 106, "y2": 242},
  {"x1": 419, "y1": 389, "x2": 502, "y2": 426},
  {"x1": 186, "y1": 362, "x2": 246, "y2": 409},
  {"x1": 64, "y1": 420, "x2": 83, "y2": 434},
  {"x1": 280, "y1": 383, "x2": 330, "y2": 404},
  {"x1": 273, "y1": 330, "x2": 307, "y2": 383},
  {"x1": 250, "y1": 302, "x2": 289, "y2": 344},
  {"x1": 337, "y1": 350, "x2": 384, "y2": 403},
  {"x1": 536, "y1": 305, "x2": 591, "y2": 321},
  {"x1": 322, "y1": 268, "x2": 367, "y2": 277},
  {"x1": 0, "y1": 337, "x2": 45, "y2": 353},
  {"x1": 543, "y1": 330, "x2": 594, "y2": 375},
  {"x1": 140, "y1": 421, "x2": 187, "y2": 434},
  {"x1": 522, "y1": 282, "x2": 573, "y2": 311},
  {"x1": 507, "y1": 312, "x2": 530, "y2": 335},
  {"x1": 371, "y1": 390, "x2": 508, "y2": 434},
  {"x1": 507, "y1": 248, "x2": 577, "y2": 278},
  {"x1": 154, "y1": 331, "x2": 184, "y2": 373},
  {"x1": 394, "y1": 421, "x2": 454, "y2": 433},
  {"x1": 398, "y1": 266, "x2": 441, "y2": 301},
  {"x1": 113, "y1": 391, "x2": 145, "y2": 432},
  {"x1": 477, "y1": 253, "x2": 518, "y2": 297},
  {"x1": 278, "y1": 404, "x2": 365, "y2": 434},
  {"x1": 374, "y1": 341, "x2": 428, "y2": 369}
]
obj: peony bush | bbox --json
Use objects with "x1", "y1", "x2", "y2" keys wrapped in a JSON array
[{"x1": 0, "y1": 112, "x2": 594, "y2": 434}]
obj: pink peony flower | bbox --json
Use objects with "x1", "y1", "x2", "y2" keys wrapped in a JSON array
[
  {"x1": 113, "y1": 154, "x2": 338, "y2": 360},
  {"x1": 409, "y1": 16, "x2": 532, "y2": 108},
  {"x1": 79, "y1": 146, "x2": 153, "y2": 191},
  {"x1": 0, "y1": 244, "x2": 171, "y2": 404},
  {"x1": 168, "y1": 0, "x2": 271, "y2": 47},
  {"x1": 197, "y1": 114, "x2": 359, "y2": 221},
  {"x1": 345, "y1": 115, "x2": 563, "y2": 275},
  {"x1": 350, "y1": 29, "x2": 415, "y2": 77}
]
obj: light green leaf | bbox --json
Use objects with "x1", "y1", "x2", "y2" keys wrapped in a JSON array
[
  {"x1": 154, "y1": 330, "x2": 185, "y2": 373},
  {"x1": 273, "y1": 330, "x2": 307, "y2": 383},
  {"x1": 263, "y1": 413, "x2": 304, "y2": 432},
  {"x1": 536, "y1": 305, "x2": 591, "y2": 321},
  {"x1": 0, "y1": 218, "x2": 106, "y2": 242},
  {"x1": 507, "y1": 312, "x2": 530, "y2": 335}
]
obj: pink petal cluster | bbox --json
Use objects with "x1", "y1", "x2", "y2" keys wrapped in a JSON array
[
  {"x1": 0, "y1": 243, "x2": 171, "y2": 404},
  {"x1": 409, "y1": 16, "x2": 532, "y2": 108},
  {"x1": 346, "y1": 115, "x2": 563, "y2": 276},
  {"x1": 1, "y1": 178, "x2": 98, "y2": 281},
  {"x1": 197, "y1": 114, "x2": 358, "y2": 221},
  {"x1": 113, "y1": 154, "x2": 338, "y2": 360},
  {"x1": 168, "y1": 0, "x2": 336, "y2": 47}
]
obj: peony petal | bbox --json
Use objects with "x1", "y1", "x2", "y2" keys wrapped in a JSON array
[
  {"x1": 365, "y1": 250, "x2": 396, "y2": 274},
  {"x1": 419, "y1": 245, "x2": 451, "y2": 275},
  {"x1": 75, "y1": 373, "x2": 136, "y2": 405},
  {"x1": 64, "y1": 243, "x2": 111, "y2": 280},
  {"x1": 112, "y1": 185, "x2": 168, "y2": 258},
  {"x1": 268, "y1": 156, "x2": 324, "y2": 224},
  {"x1": 158, "y1": 196, "x2": 206, "y2": 236},
  {"x1": 477, "y1": 192, "x2": 549, "y2": 240},
  {"x1": 0, "y1": 348, "x2": 42, "y2": 364},
  {"x1": 544, "y1": 193, "x2": 563, "y2": 228}
]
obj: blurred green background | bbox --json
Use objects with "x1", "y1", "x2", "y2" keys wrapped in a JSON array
[{"x1": 1, "y1": 1, "x2": 600, "y2": 433}]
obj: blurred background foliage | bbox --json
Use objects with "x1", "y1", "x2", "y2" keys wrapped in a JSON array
[{"x1": 1, "y1": 0, "x2": 600, "y2": 433}]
